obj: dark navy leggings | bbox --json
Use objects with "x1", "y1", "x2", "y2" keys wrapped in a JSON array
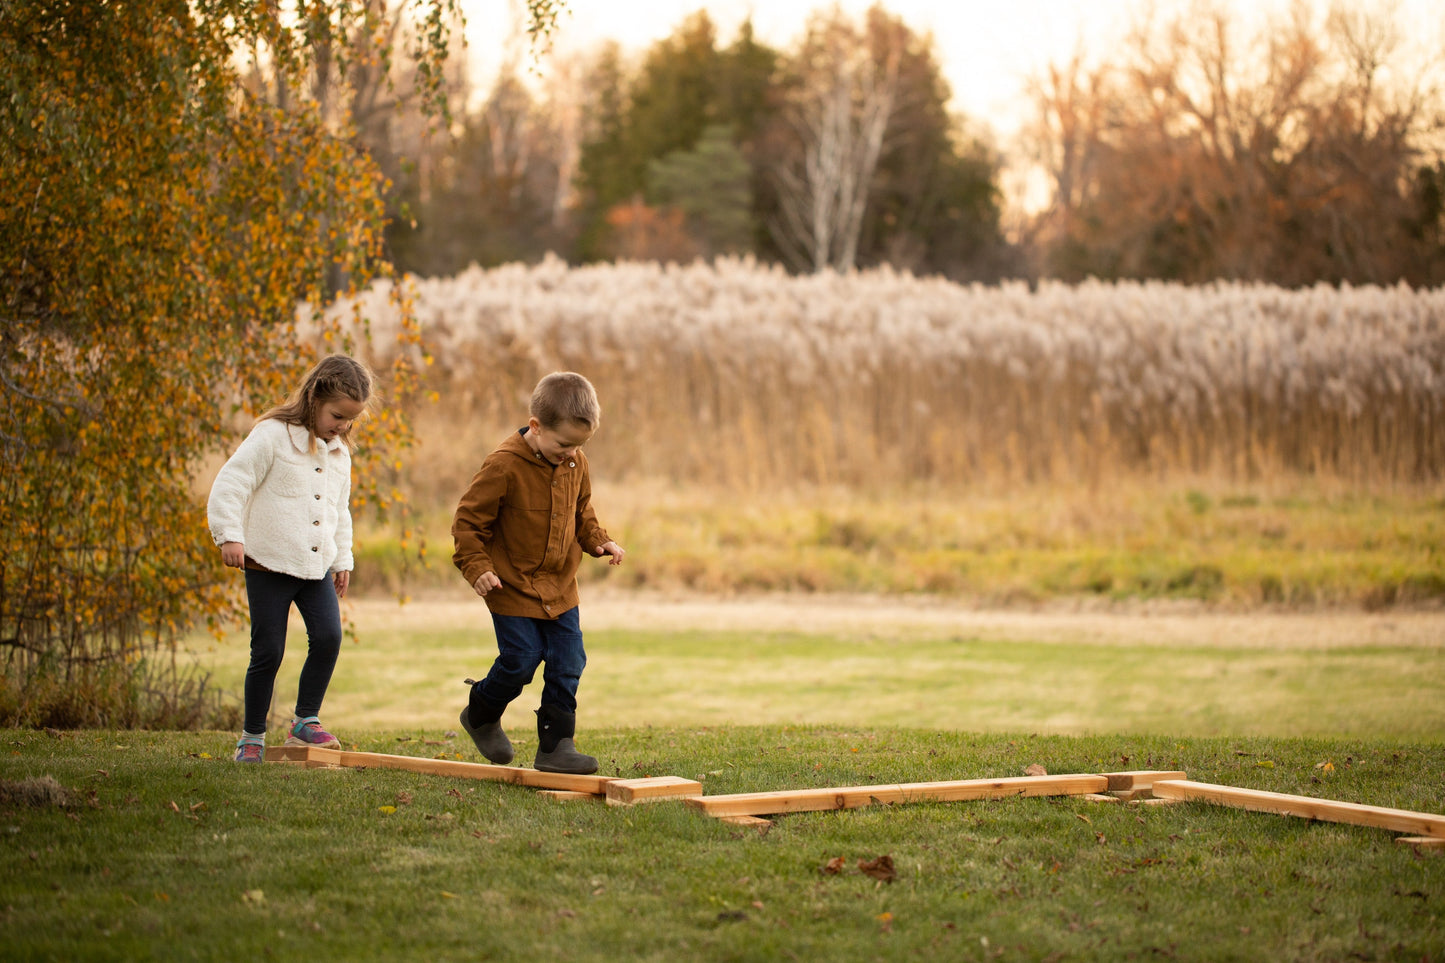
[{"x1": 242, "y1": 569, "x2": 342, "y2": 736}]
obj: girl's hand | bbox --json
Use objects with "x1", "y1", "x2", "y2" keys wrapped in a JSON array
[
  {"x1": 472, "y1": 572, "x2": 502, "y2": 597},
  {"x1": 333, "y1": 570, "x2": 350, "y2": 598},
  {"x1": 220, "y1": 542, "x2": 245, "y2": 569},
  {"x1": 595, "y1": 541, "x2": 625, "y2": 566}
]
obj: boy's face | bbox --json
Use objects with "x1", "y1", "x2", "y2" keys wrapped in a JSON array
[
  {"x1": 315, "y1": 397, "x2": 366, "y2": 441},
  {"x1": 527, "y1": 417, "x2": 593, "y2": 466}
]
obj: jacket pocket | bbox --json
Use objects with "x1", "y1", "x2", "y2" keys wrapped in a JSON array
[
  {"x1": 497, "y1": 505, "x2": 548, "y2": 565},
  {"x1": 268, "y1": 453, "x2": 313, "y2": 497}
]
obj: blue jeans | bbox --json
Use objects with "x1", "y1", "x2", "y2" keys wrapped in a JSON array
[
  {"x1": 242, "y1": 570, "x2": 342, "y2": 735},
  {"x1": 475, "y1": 607, "x2": 586, "y2": 714}
]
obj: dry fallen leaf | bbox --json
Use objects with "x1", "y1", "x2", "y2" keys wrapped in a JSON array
[
  {"x1": 242, "y1": 889, "x2": 265, "y2": 906},
  {"x1": 858, "y1": 854, "x2": 897, "y2": 883},
  {"x1": 1025, "y1": 764, "x2": 1048, "y2": 776},
  {"x1": 822, "y1": 856, "x2": 846, "y2": 876}
]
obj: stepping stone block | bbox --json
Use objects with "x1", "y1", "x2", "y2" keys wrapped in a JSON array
[{"x1": 606, "y1": 776, "x2": 704, "y2": 806}]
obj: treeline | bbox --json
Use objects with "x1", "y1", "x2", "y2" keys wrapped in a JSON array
[
  {"x1": 373, "y1": 5, "x2": 1015, "y2": 282},
  {"x1": 353, "y1": 2, "x2": 1444, "y2": 287}
]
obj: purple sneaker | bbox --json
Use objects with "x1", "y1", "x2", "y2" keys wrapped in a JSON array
[
  {"x1": 234, "y1": 741, "x2": 264, "y2": 763},
  {"x1": 284, "y1": 717, "x2": 341, "y2": 749}
]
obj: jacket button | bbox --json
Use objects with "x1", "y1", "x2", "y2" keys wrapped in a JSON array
[
  {"x1": 314, "y1": 494, "x2": 321, "y2": 500},
  {"x1": 311, "y1": 547, "x2": 318, "y2": 552},
  {"x1": 312, "y1": 520, "x2": 320, "y2": 526},
  {"x1": 315, "y1": 467, "x2": 323, "y2": 473}
]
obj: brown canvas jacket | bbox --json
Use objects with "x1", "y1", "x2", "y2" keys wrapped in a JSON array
[{"x1": 451, "y1": 429, "x2": 610, "y2": 619}]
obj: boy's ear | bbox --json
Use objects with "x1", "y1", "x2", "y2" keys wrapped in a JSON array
[{"x1": 527, "y1": 416, "x2": 543, "y2": 433}]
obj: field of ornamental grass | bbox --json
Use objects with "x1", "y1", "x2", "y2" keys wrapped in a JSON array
[
  {"x1": 319, "y1": 257, "x2": 1444, "y2": 495},
  {"x1": 296, "y1": 258, "x2": 1445, "y2": 609}
]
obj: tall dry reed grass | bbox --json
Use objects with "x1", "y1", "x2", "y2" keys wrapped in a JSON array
[{"x1": 312, "y1": 256, "x2": 1445, "y2": 504}]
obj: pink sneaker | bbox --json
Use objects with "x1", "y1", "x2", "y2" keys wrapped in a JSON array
[
  {"x1": 284, "y1": 717, "x2": 341, "y2": 749},
  {"x1": 234, "y1": 741, "x2": 264, "y2": 763}
]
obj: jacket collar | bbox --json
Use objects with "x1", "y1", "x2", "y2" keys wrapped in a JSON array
[
  {"x1": 285, "y1": 421, "x2": 343, "y2": 454},
  {"x1": 503, "y1": 427, "x2": 581, "y2": 470}
]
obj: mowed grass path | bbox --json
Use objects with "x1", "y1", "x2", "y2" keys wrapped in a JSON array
[{"x1": 185, "y1": 592, "x2": 1445, "y2": 743}]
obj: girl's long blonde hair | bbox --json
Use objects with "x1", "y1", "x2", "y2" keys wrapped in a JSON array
[{"x1": 260, "y1": 355, "x2": 375, "y2": 452}]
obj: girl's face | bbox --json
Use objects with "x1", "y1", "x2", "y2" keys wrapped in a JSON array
[
  {"x1": 314, "y1": 396, "x2": 367, "y2": 441},
  {"x1": 526, "y1": 417, "x2": 593, "y2": 466}
]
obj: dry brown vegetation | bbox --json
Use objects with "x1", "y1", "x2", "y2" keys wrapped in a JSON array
[{"x1": 320, "y1": 258, "x2": 1444, "y2": 506}]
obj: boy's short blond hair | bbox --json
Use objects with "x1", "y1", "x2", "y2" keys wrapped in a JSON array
[{"x1": 530, "y1": 371, "x2": 601, "y2": 431}]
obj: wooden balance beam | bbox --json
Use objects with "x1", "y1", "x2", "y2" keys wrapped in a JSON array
[
  {"x1": 265, "y1": 745, "x2": 610, "y2": 794},
  {"x1": 1152, "y1": 780, "x2": 1445, "y2": 839},
  {"x1": 684, "y1": 773, "x2": 1111, "y2": 819}
]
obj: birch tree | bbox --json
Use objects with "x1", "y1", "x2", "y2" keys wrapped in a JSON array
[{"x1": 768, "y1": 6, "x2": 901, "y2": 273}]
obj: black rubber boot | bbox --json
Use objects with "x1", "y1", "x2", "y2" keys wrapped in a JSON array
[
  {"x1": 533, "y1": 704, "x2": 598, "y2": 774},
  {"x1": 460, "y1": 679, "x2": 513, "y2": 765}
]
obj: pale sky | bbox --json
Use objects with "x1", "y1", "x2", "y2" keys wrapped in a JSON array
[{"x1": 463, "y1": 0, "x2": 1443, "y2": 141}]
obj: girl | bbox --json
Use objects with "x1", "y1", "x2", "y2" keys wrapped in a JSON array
[{"x1": 207, "y1": 355, "x2": 374, "y2": 762}]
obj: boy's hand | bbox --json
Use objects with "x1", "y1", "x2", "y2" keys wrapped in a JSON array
[
  {"x1": 595, "y1": 541, "x2": 625, "y2": 566},
  {"x1": 220, "y1": 541, "x2": 245, "y2": 569},
  {"x1": 472, "y1": 571, "x2": 502, "y2": 596},
  {"x1": 333, "y1": 570, "x2": 350, "y2": 599}
]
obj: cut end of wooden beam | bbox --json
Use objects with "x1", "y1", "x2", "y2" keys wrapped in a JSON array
[
  {"x1": 265, "y1": 745, "x2": 346, "y2": 766},
  {"x1": 1109, "y1": 788, "x2": 1158, "y2": 802},
  {"x1": 265, "y1": 745, "x2": 318, "y2": 763},
  {"x1": 1396, "y1": 836, "x2": 1445, "y2": 850},
  {"x1": 1082, "y1": 793, "x2": 1123, "y2": 803},
  {"x1": 605, "y1": 776, "x2": 704, "y2": 805},
  {"x1": 719, "y1": 809, "x2": 774, "y2": 827}
]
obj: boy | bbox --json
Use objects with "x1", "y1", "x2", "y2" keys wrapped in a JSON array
[{"x1": 451, "y1": 372, "x2": 625, "y2": 774}]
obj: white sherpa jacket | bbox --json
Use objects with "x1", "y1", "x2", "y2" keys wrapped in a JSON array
[{"x1": 207, "y1": 419, "x2": 354, "y2": 579}]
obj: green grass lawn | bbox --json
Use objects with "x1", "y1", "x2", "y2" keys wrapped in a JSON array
[
  {"x1": 182, "y1": 596, "x2": 1445, "y2": 742},
  {"x1": 8, "y1": 590, "x2": 1444, "y2": 961},
  {"x1": 2, "y1": 727, "x2": 1442, "y2": 962}
]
